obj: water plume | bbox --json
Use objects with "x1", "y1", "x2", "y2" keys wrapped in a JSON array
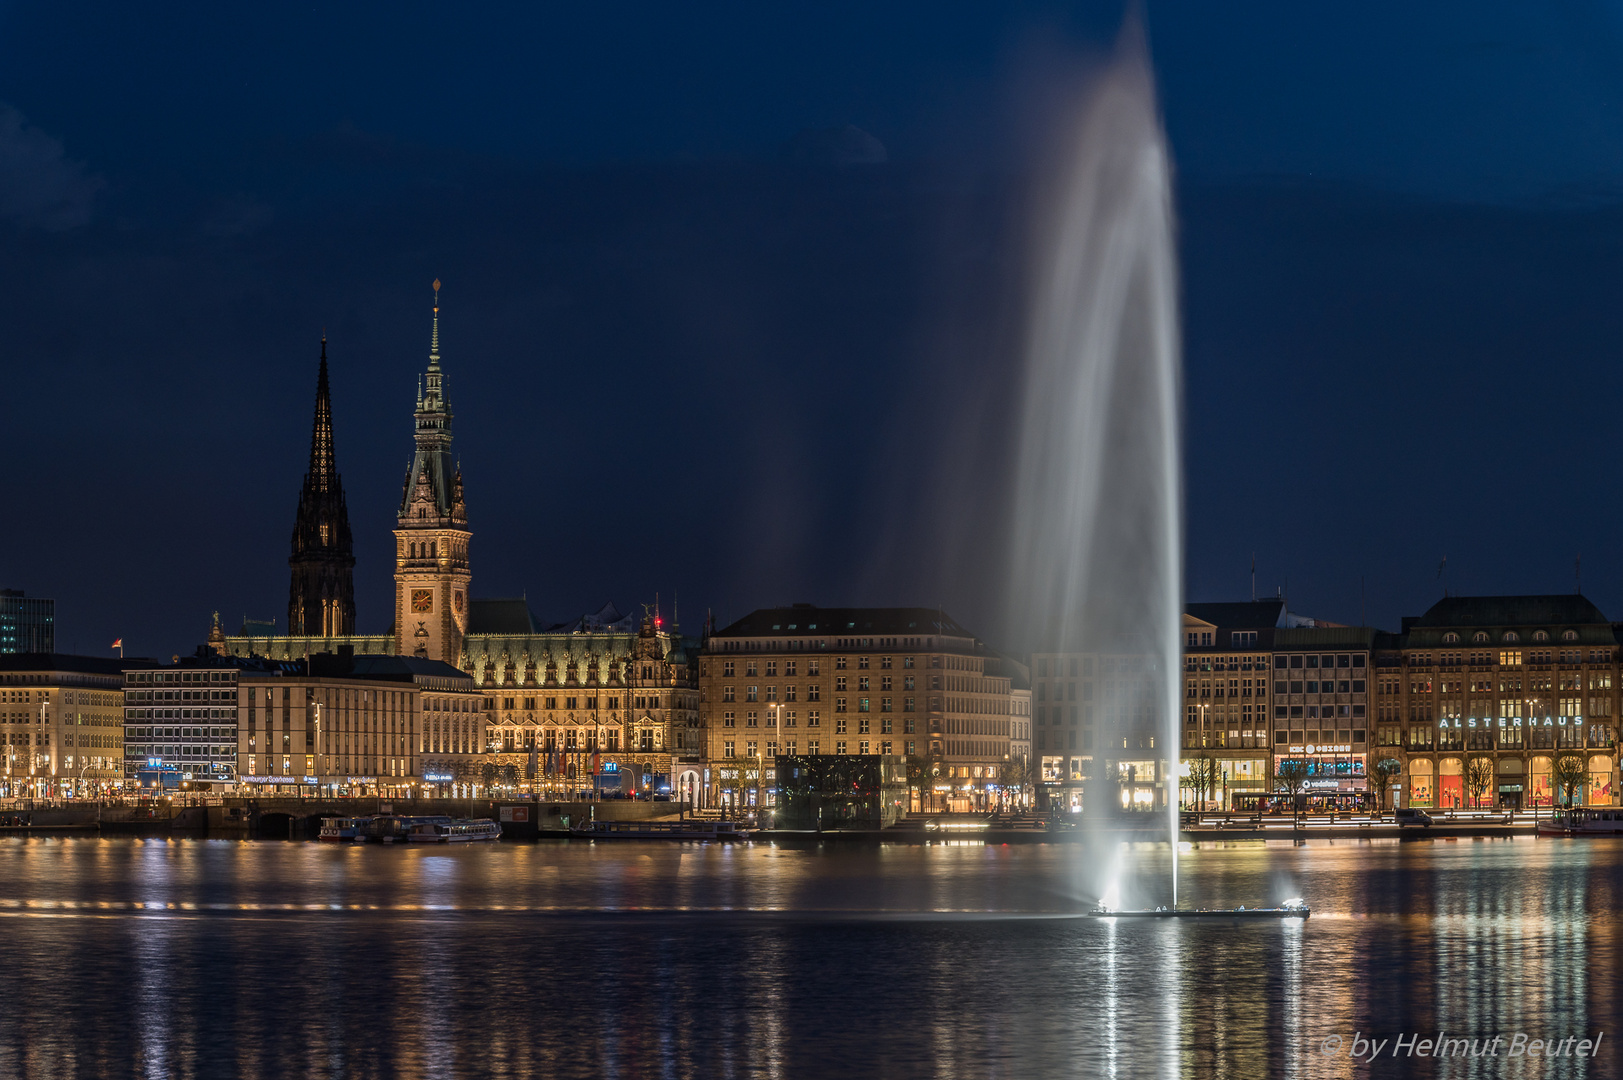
[{"x1": 1008, "y1": 25, "x2": 1183, "y2": 905}]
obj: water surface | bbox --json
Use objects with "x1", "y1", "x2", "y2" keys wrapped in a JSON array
[{"x1": 0, "y1": 836, "x2": 1616, "y2": 1079}]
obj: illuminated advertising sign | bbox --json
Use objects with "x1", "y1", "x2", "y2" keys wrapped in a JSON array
[{"x1": 1436, "y1": 716, "x2": 1580, "y2": 728}]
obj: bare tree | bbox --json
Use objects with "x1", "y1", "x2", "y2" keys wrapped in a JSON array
[
  {"x1": 1275, "y1": 759, "x2": 1311, "y2": 828},
  {"x1": 1553, "y1": 753, "x2": 1589, "y2": 809},
  {"x1": 999, "y1": 756, "x2": 1032, "y2": 810},
  {"x1": 906, "y1": 755, "x2": 939, "y2": 815},
  {"x1": 1464, "y1": 755, "x2": 1496, "y2": 810},
  {"x1": 1370, "y1": 758, "x2": 1402, "y2": 812},
  {"x1": 1185, "y1": 753, "x2": 1219, "y2": 811}
]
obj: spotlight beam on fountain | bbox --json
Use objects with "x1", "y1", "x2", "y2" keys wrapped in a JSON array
[{"x1": 1009, "y1": 23, "x2": 1183, "y2": 909}]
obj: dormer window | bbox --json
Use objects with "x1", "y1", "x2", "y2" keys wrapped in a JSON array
[
  {"x1": 1502, "y1": 631, "x2": 1519, "y2": 643},
  {"x1": 1533, "y1": 630, "x2": 1549, "y2": 642},
  {"x1": 1442, "y1": 632, "x2": 1459, "y2": 644},
  {"x1": 1563, "y1": 630, "x2": 1579, "y2": 642}
]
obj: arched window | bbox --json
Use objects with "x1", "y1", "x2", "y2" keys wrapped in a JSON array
[
  {"x1": 1563, "y1": 630, "x2": 1579, "y2": 642},
  {"x1": 1533, "y1": 630, "x2": 1550, "y2": 642},
  {"x1": 1443, "y1": 632, "x2": 1459, "y2": 644},
  {"x1": 1503, "y1": 631, "x2": 1520, "y2": 643},
  {"x1": 1473, "y1": 632, "x2": 1490, "y2": 643}
]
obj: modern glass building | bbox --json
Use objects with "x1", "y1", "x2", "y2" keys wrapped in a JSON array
[
  {"x1": 0, "y1": 590, "x2": 54, "y2": 655},
  {"x1": 775, "y1": 754, "x2": 908, "y2": 830}
]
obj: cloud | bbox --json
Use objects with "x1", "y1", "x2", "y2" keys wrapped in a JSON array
[
  {"x1": 199, "y1": 194, "x2": 274, "y2": 237},
  {"x1": 0, "y1": 103, "x2": 102, "y2": 229},
  {"x1": 789, "y1": 125, "x2": 889, "y2": 168}
]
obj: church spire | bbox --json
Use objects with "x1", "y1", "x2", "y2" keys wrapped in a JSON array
[
  {"x1": 307, "y1": 333, "x2": 336, "y2": 493},
  {"x1": 289, "y1": 334, "x2": 356, "y2": 637}
]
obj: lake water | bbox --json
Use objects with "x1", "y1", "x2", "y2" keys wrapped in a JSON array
[{"x1": 0, "y1": 835, "x2": 1618, "y2": 1079}]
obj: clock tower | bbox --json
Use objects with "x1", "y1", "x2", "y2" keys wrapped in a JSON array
[{"x1": 394, "y1": 280, "x2": 471, "y2": 666}]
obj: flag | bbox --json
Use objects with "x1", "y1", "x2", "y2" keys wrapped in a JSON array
[{"x1": 110, "y1": 639, "x2": 122, "y2": 649}]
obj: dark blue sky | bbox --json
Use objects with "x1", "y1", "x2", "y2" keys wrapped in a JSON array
[{"x1": 5, "y1": 1, "x2": 1623, "y2": 656}]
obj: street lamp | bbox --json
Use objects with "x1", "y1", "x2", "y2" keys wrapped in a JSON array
[
  {"x1": 759, "y1": 703, "x2": 782, "y2": 827},
  {"x1": 313, "y1": 700, "x2": 323, "y2": 794}
]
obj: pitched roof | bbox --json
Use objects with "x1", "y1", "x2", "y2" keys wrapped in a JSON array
[
  {"x1": 1411, "y1": 594, "x2": 1609, "y2": 628},
  {"x1": 1273, "y1": 626, "x2": 1378, "y2": 650},
  {"x1": 1184, "y1": 600, "x2": 1285, "y2": 630},
  {"x1": 468, "y1": 599, "x2": 540, "y2": 635},
  {"x1": 715, "y1": 606, "x2": 973, "y2": 639}
]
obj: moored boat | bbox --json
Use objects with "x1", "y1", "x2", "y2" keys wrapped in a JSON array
[
  {"x1": 319, "y1": 814, "x2": 457, "y2": 843},
  {"x1": 1537, "y1": 808, "x2": 1623, "y2": 836},
  {"x1": 575, "y1": 819, "x2": 747, "y2": 841},
  {"x1": 404, "y1": 818, "x2": 502, "y2": 843},
  {"x1": 318, "y1": 816, "x2": 373, "y2": 842}
]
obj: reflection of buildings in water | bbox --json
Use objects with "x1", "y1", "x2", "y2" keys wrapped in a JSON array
[
  {"x1": 1281, "y1": 919, "x2": 1304, "y2": 1079},
  {"x1": 1428, "y1": 845, "x2": 1590, "y2": 1062},
  {"x1": 130, "y1": 845, "x2": 185, "y2": 1079}
]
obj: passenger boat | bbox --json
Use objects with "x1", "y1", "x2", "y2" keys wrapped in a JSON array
[
  {"x1": 1087, "y1": 900, "x2": 1311, "y2": 920},
  {"x1": 575, "y1": 819, "x2": 747, "y2": 841},
  {"x1": 1537, "y1": 809, "x2": 1623, "y2": 837},
  {"x1": 319, "y1": 814, "x2": 458, "y2": 843},
  {"x1": 404, "y1": 818, "x2": 503, "y2": 843},
  {"x1": 317, "y1": 816, "x2": 372, "y2": 842}
]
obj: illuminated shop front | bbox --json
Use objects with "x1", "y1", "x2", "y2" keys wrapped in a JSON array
[
  {"x1": 1405, "y1": 713, "x2": 1620, "y2": 808},
  {"x1": 1179, "y1": 756, "x2": 1270, "y2": 810}
]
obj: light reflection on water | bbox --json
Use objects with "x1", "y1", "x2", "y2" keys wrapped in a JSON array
[{"x1": 0, "y1": 837, "x2": 1617, "y2": 1079}]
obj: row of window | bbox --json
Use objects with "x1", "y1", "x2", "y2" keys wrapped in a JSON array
[
  {"x1": 720, "y1": 676, "x2": 927, "y2": 701},
  {"x1": 1404, "y1": 649, "x2": 1611, "y2": 667},
  {"x1": 718, "y1": 711, "x2": 914, "y2": 736},
  {"x1": 1439, "y1": 630, "x2": 1583, "y2": 644},
  {"x1": 720, "y1": 739, "x2": 903, "y2": 757},
  {"x1": 720, "y1": 655, "x2": 930, "y2": 678}
]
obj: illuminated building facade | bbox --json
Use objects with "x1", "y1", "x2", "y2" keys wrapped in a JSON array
[
  {"x1": 0, "y1": 654, "x2": 130, "y2": 796},
  {"x1": 1037, "y1": 600, "x2": 1327, "y2": 813},
  {"x1": 218, "y1": 285, "x2": 696, "y2": 794},
  {"x1": 1267, "y1": 627, "x2": 1374, "y2": 805},
  {"x1": 230, "y1": 653, "x2": 476, "y2": 796},
  {"x1": 699, "y1": 606, "x2": 1020, "y2": 812},
  {"x1": 480, "y1": 604, "x2": 699, "y2": 799},
  {"x1": 1372, "y1": 595, "x2": 1620, "y2": 810},
  {"x1": 123, "y1": 655, "x2": 248, "y2": 789}
]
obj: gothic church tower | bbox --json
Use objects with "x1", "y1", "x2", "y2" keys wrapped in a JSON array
[
  {"x1": 288, "y1": 336, "x2": 357, "y2": 636},
  {"x1": 394, "y1": 280, "x2": 471, "y2": 664}
]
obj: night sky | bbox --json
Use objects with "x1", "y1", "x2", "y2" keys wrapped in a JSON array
[{"x1": 6, "y1": 2, "x2": 1623, "y2": 658}]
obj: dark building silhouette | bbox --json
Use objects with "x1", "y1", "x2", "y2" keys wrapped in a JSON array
[{"x1": 287, "y1": 337, "x2": 356, "y2": 637}]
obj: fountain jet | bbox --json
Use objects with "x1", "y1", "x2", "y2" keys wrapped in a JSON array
[{"x1": 1008, "y1": 26, "x2": 1183, "y2": 906}]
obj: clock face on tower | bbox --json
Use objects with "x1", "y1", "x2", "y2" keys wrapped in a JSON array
[{"x1": 412, "y1": 589, "x2": 433, "y2": 613}]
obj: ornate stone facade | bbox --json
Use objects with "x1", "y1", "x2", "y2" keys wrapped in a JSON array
[
  {"x1": 219, "y1": 284, "x2": 697, "y2": 795},
  {"x1": 393, "y1": 280, "x2": 471, "y2": 666}
]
